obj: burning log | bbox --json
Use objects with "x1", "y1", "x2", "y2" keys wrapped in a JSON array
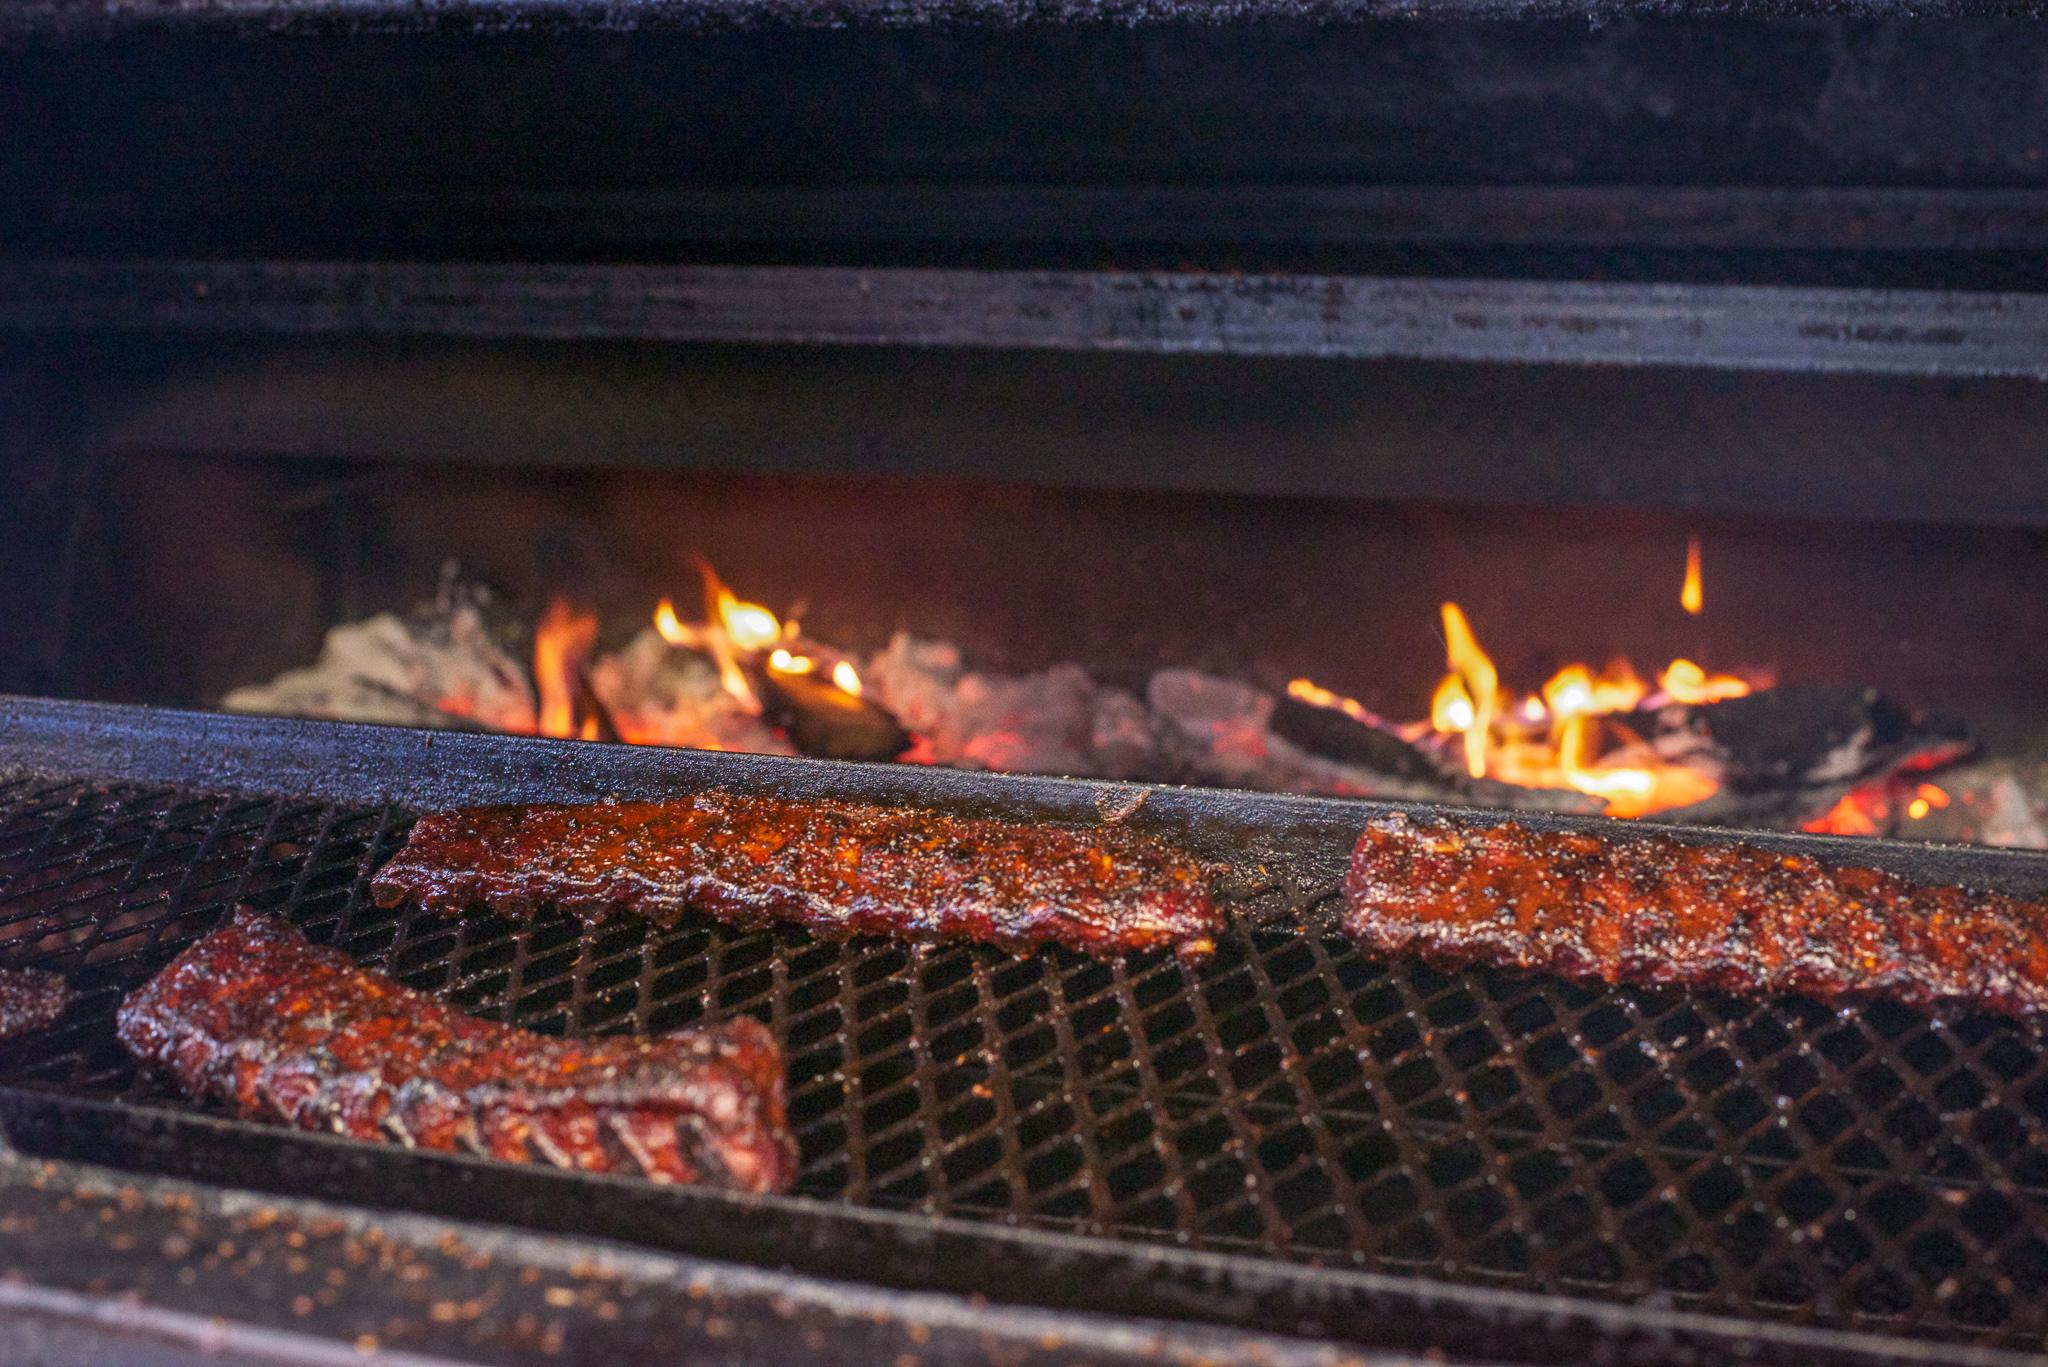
[
  {"x1": 1267, "y1": 692, "x2": 1449, "y2": 786},
  {"x1": 758, "y1": 667, "x2": 910, "y2": 761},
  {"x1": 1655, "y1": 684, "x2": 1970, "y2": 791},
  {"x1": 1650, "y1": 684, "x2": 1974, "y2": 830},
  {"x1": 1146, "y1": 669, "x2": 1601, "y2": 811}
]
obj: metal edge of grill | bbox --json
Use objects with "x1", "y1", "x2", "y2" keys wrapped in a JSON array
[{"x1": 5, "y1": 695, "x2": 2048, "y2": 1366}]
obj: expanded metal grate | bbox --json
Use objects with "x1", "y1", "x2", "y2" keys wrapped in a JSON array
[{"x1": 3, "y1": 773, "x2": 2048, "y2": 1352}]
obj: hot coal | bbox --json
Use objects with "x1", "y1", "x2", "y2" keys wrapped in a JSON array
[
  {"x1": 222, "y1": 585, "x2": 537, "y2": 733},
  {"x1": 867, "y1": 634, "x2": 1158, "y2": 779}
]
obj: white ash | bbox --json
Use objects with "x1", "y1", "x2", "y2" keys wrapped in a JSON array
[
  {"x1": 863, "y1": 633, "x2": 1157, "y2": 778},
  {"x1": 221, "y1": 600, "x2": 536, "y2": 733},
  {"x1": 1918, "y1": 758, "x2": 2048, "y2": 850},
  {"x1": 1982, "y1": 776, "x2": 2048, "y2": 849},
  {"x1": 586, "y1": 629, "x2": 791, "y2": 754}
]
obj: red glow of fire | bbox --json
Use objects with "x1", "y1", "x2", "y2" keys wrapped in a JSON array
[
  {"x1": 1805, "y1": 791, "x2": 1884, "y2": 836},
  {"x1": 1805, "y1": 781, "x2": 1952, "y2": 837}
]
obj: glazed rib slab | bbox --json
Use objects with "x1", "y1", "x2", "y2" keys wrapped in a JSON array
[
  {"x1": 371, "y1": 794, "x2": 1223, "y2": 957},
  {"x1": 1345, "y1": 811, "x2": 2048, "y2": 1019},
  {"x1": 116, "y1": 909, "x2": 797, "y2": 1192}
]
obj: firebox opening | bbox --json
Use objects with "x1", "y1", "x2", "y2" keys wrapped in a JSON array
[{"x1": 14, "y1": 436, "x2": 2048, "y2": 849}]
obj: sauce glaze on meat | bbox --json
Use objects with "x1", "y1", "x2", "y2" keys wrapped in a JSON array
[
  {"x1": 1345, "y1": 811, "x2": 2048, "y2": 1019},
  {"x1": 117, "y1": 910, "x2": 796, "y2": 1191},
  {"x1": 372, "y1": 794, "x2": 1221, "y2": 958}
]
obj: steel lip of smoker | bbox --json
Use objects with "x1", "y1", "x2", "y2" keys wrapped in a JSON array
[{"x1": 6, "y1": 260, "x2": 2048, "y2": 379}]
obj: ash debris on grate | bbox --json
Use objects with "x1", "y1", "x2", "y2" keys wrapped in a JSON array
[{"x1": 4, "y1": 775, "x2": 2048, "y2": 1349}]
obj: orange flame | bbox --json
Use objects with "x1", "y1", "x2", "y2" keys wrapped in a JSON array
[
  {"x1": 533, "y1": 596, "x2": 599, "y2": 739},
  {"x1": 1437, "y1": 603, "x2": 1497, "y2": 780},
  {"x1": 1681, "y1": 535, "x2": 1704, "y2": 616},
  {"x1": 688, "y1": 562, "x2": 786, "y2": 710},
  {"x1": 1296, "y1": 560, "x2": 1761, "y2": 817},
  {"x1": 653, "y1": 597, "x2": 699, "y2": 648},
  {"x1": 1659, "y1": 658, "x2": 1751, "y2": 705},
  {"x1": 649, "y1": 561, "x2": 868, "y2": 716}
]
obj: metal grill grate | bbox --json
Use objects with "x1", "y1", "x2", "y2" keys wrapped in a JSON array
[{"x1": 4, "y1": 774, "x2": 2048, "y2": 1352}]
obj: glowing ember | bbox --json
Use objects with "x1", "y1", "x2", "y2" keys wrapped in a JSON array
[
  {"x1": 1807, "y1": 780, "x2": 1957, "y2": 837},
  {"x1": 1805, "y1": 790, "x2": 1883, "y2": 836},
  {"x1": 532, "y1": 596, "x2": 599, "y2": 739},
  {"x1": 1288, "y1": 678, "x2": 1395, "y2": 730},
  {"x1": 1908, "y1": 783, "x2": 1951, "y2": 821},
  {"x1": 832, "y1": 660, "x2": 863, "y2": 696}
]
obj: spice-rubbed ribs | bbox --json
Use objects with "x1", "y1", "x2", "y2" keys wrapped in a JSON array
[
  {"x1": 371, "y1": 794, "x2": 1222, "y2": 957},
  {"x1": 1345, "y1": 812, "x2": 2048, "y2": 1019},
  {"x1": 117, "y1": 910, "x2": 796, "y2": 1191},
  {"x1": 0, "y1": 969, "x2": 71, "y2": 1041}
]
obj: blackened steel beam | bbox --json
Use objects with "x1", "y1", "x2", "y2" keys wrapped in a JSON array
[
  {"x1": 5, "y1": 260, "x2": 2048, "y2": 380},
  {"x1": 10, "y1": 696, "x2": 2048, "y2": 907},
  {"x1": 0, "y1": 1143, "x2": 1429, "y2": 1367},
  {"x1": 2, "y1": 0, "x2": 2041, "y2": 37},
  {"x1": 0, "y1": 1089, "x2": 2025, "y2": 1367}
]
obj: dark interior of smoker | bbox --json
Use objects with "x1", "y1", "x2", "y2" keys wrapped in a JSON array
[
  {"x1": 9, "y1": 22, "x2": 2048, "y2": 748},
  {"x1": 8, "y1": 12, "x2": 2048, "y2": 1367}
]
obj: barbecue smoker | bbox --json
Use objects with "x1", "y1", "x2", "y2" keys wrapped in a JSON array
[{"x1": 8, "y1": 9, "x2": 2048, "y2": 1366}]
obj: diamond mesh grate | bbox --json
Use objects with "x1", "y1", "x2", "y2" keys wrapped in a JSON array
[{"x1": 3, "y1": 775, "x2": 2048, "y2": 1350}]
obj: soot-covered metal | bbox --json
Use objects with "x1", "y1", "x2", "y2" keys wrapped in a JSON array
[{"x1": 4, "y1": 701, "x2": 2048, "y2": 1363}]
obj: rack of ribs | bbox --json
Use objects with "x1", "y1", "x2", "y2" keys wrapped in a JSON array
[
  {"x1": 116, "y1": 909, "x2": 797, "y2": 1191},
  {"x1": 1345, "y1": 811, "x2": 2048, "y2": 1020},
  {"x1": 0, "y1": 968, "x2": 72, "y2": 1041},
  {"x1": 371, "y1": 794, "x2": 1222, "y2": 958}
]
